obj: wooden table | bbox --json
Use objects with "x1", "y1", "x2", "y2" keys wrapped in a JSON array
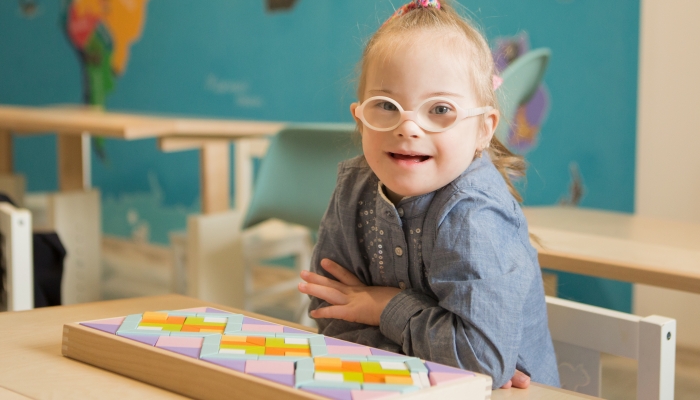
[
  {"x1": 0, "y1": 294, "x2": 595, "y2": 400},
  {"x1": 523, "y1": 206, "x2": 700, "y2": 294},
  {"x1": 0, "y1": 104, "x2": 286, "y2": 214}
]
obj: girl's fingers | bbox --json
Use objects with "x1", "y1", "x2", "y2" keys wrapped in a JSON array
[
  {"x1": 500, "y1": 380, "x2": 513, "y2": 389},
  {"x1": 510, "y1": 369, "x2": 531, "y2": 389},
  {"x1": 309, "y1": 305, "x2": 353, "y2": 321},
  {"x1": 300, "y1": 270, "x2": 346, "y2": 292},
  {"x1": 321, "y1": 259, "x2": 364, "y2": 287},
  {"x1": 298, "y1": 282, "x2": 348, "y2": 305}
]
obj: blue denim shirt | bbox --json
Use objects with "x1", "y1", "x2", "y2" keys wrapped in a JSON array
[{"x1": 308, "y1": 153, "x2": 560, "y2": 388}]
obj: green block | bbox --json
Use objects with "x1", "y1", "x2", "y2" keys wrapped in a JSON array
[
  {"x1": 308, "y1": 337, "x2": 326, "y2": 347},
  {"x1": 119, "y1": 314, "x2": 142, "y2": 330},
  {"x1": 266, "y1": 337, "x2": 309, "y2": 349},
  {"x1": 311, "y1": 346, "x2": 328, "y2": 357},
  {"x1": 138, "y1": 322, "x2": 183, "y2": 332},
  {"x1": 220, "y1": 344, "x2": 265, "y2": 355},
  {"x1": 342, "y1": 372, "x2": 364, "y2": 383}
]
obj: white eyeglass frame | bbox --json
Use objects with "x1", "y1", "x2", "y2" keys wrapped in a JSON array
[{"x1": 354, "y1": 96, "x2": 493, "y2": 133}]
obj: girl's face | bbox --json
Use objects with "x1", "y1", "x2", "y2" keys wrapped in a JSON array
[{"x1": 351, "y1": 33, "x2": 498, "y2": 203}]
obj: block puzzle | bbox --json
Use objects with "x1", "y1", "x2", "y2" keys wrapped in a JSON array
[{"x1": 67, "y1": 308, "x2": 492, "y2": 400}]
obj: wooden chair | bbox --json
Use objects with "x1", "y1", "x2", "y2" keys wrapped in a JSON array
[
  {"x1": 0, "y1": 201, "x2": 33, "y2": 311},
  {"x1": 546, "y1": 296, "x2": 676, "y2": 399}
]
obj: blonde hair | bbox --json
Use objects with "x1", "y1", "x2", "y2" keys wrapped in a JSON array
[{"x1": 356, "y1": 0, "x2": 526, "y2": 202}]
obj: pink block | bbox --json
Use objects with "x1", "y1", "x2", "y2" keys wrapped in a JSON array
[
  {"x1": 428, "y1": 372, "x2": 470, "y2": 386},
  {"x1": 242, "y1": 324, "x2": 283, "y2": 333},
  {"x1": 351, "y1": 390, "x2": 401, "y2": 400},
  {"x1": 155, "y1": 336, "x2": 204, "y2": 348},
  {"x1": 326, "y1": 345, "x2": 372, "y2": 356},
  {"x1": 245, "y1": 360, "x2": 294, "y2": 375}
]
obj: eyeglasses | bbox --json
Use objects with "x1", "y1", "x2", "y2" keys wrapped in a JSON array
[{"x1": 354, "y1": 96, "x2": 492, "y2": 133}]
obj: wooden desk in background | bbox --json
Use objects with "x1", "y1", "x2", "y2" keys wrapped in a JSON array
[
  {"x1": 523, "y1": 206, "x2": 700, "y2": 294},
  {"x1": 0, "y1": 104, "x2": 286, "y2": 214},
  {"x1": 0, "y1": 295, "x2": 595, "y2": 400}
]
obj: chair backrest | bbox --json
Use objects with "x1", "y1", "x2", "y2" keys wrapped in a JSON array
[
  {"x1": 0, "y1": 201, "x2": 33, "y2": 311},
  {"x1": 546, "y1": 296, "x2": 676, "y2": 399},
  {"x1": 243, "y1": 124, "x2": 361, "y2": 231},
  {"x1": 495, "y1": 48, "x2": 551, "y2": 145}
]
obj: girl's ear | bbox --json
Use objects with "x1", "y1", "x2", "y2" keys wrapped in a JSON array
[
  {"x1": 350, "y1": 102, "x2": 363, "y2": 133},
  {"x1": 481, "y1": 107, "x2": 499, "y2": 147}
]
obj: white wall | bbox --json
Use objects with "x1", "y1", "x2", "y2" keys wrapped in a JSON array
[{"x1": 634, "y1": 0, "x2": 700, "y2": 351}]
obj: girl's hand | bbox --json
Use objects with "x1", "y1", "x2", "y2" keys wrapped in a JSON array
[
  {"x1": 501, "y1": 369, "x2": 531, "y2": 389},
  {"x1": 298, "y1": 258, "x2": 401, "y2": 326}
]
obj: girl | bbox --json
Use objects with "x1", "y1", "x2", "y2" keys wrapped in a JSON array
[{"x1": 298, "y1": 0, "x2": 559, "y2": 389}]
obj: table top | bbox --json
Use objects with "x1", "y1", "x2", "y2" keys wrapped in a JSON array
[
  {"x1": 523, "y1": 206, "x2": 700, "y2": 293},
  {"x1": 0, "y1": 294, "x2": 594, "y2": 400},
  {"x1": 0, "y1": 104, "x2": 286, "y2": 139}
]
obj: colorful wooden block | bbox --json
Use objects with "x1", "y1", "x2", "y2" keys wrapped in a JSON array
[{"x1": 68, "y1": 309, "x2": 493, "y2": 400}]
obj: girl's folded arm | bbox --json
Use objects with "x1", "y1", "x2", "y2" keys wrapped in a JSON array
[{"x1": 379, "y1": 193, "x2": 532, "y2": 388}]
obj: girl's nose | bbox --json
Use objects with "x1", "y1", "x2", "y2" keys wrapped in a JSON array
[{"x1": 394, "y1": 119, "x2": 424, "y2": 139}]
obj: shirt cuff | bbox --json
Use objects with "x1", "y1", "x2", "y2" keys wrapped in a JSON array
[{"x1": 379, "y1": 289, "x2": 438, "y2": 345}]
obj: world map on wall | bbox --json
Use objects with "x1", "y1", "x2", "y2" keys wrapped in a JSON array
[
  {"x1": 62, "y1": 0, "x2": 297, "y2": 107},
  {"x1": 63, "y1": 0, "x2": 149, "y2": 106}
]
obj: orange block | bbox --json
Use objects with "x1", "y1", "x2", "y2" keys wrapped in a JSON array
[
  {"x1": 315, "y1": 357, "x2": 343, "y2": 369},
  {"x1": 362, "y1": 374, "x2": 386, "y2": 383},
  {"x1": 221, "y1": 336, "x2": 247, "y2": 344},
  {"x1": 246, "y1": 337, "x2": 266, "y2": 346},
  {"x1": 385, "y1": 375, "x2": 414, "y2": 385},
  {"x1": 285, "y1": 350, "x2": 311, "y2": 357},
  {"x1": 142, "y1": 312, "x2": 168, "y2": 322},
  {"x1": 180, "y1": 325, "x2": 223, "y2": 333},
  {"x1": 265, "y1": 347, "x2": 287, "y2": 356},
  {"x1": 340, "y1": 361, "x2": 362, "y2": 372},
  {"x1": 165, "y1": 316, "x2": 186, "y2": 324}
]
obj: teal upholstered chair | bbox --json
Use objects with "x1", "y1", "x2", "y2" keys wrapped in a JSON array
[
  {"x1": 494, "y1": 48, "x2": 551, "y2": 147},
  {"x1": 239, "y1": 124, "x2": 361, "y2": 324}
]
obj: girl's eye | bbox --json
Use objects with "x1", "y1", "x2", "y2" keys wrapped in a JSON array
[
  {"x1": 431, "y1": 105, "x2": 452, "y2": 115},
  {"x1": 379, "y1": 102, "x2": 398, "y2": 111}
]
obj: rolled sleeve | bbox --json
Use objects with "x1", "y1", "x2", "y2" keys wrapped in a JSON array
[{"x1": 380, "y1": 289, "x2": 438, "y2": 345}]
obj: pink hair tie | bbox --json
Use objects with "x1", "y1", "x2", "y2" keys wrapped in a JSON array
[
  {"x1": 383, "y1": 0, "x2": 441, "y2": 26},
  {"x1": 493, "y1": 75, "x2": 503, "y2": 91}
]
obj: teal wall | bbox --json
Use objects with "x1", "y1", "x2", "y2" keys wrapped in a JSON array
[{"x1": 0, "y1": 1, "x2": 639, "y2": 312}]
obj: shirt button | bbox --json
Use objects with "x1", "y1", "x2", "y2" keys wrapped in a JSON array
[
  {"x1": 386, "y1": 211, "x2": 392, "y2": 217},
  {"x1": 395, "y1": 247, "x2": 403, "y2": 256},
  {"x1": 397, "y1": 208, "x2": 404, "y2": 217},
  {"x1": 399, "y1": 281, "x2": 406, "y2": 289}
]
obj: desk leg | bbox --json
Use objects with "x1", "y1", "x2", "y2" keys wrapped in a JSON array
[
  {"x1": 58, "y1": 133, "x2": 91, "y2": 192},
  {"x1": 0, "y1": 130, "x2": 12, "y2": 173},
  {"x1": 200, "y1": 142, "x2": 230, "y2": 214}
]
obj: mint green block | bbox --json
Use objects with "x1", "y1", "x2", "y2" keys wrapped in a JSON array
[
  {"x1": 295, "y1": 369, "x2": 315, "y2": 387},
  {"x1": 296, "y1": 358, "x2": 315, "y2": 371},
  {"x1": 308, "y1": 337, "x2": 326, "y2": 346},
  {"x1": 199, "y1": 335, "x2": 222, "y2": 357},
  {"x1": 300, "y1": 381, "x2": 362, "y2": 390},
  {"x1": 404, "y1": 358, "x2": 428, "y2": 373},
  {"x1": 118, "y1": 314, "x2": 142, "y2": 331},
  {"x1": 275, "y1": 332, "x2": 322, "y2": 339},
  {"x1": 158, "y1": 311, "x2": 198, "y2": 317},
  {"x1": 362, "y1": 384, "x2": 420, "y2": 394},
  {"x1": 170, "y1": 332, "x2": 220, "y2": 337},
  {"x1": 203, "y1": 353, "x2": 259, "y2": 360},
  {"x1": 258, "y1": 355, "x2": 310, "y2": 362},
  {"x1": 116, "y1": 329, "x2": 170, "y2": 337},
  {"x1": 196, "y1": 313, "x2": 242, "y2": 320},
  {"x1": 224, "y1": 323, "x2": 242, "y2": 334},
  {"x1": 311, "y1": 346, "x2": 328, "y2": 357}
]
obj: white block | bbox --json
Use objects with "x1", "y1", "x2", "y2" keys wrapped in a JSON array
[
  {"x1": 314, "y1": 372, "x2": 343, "y2": 382},
  {"x1": 285, "y1": 338, "x2": 309, "y2": 345},
  {"x1": 204, "y1": 317, "x2": 228, "y2": 324},
  {"x1": 219, "y1": 348, "x2": 246, "y2": 354},
  {"x1": 380, "y1": 361, "x2": 407, "y2": 371},
  {"x1": 137, "y1": 326, "x2": 163, "y2": 331}
]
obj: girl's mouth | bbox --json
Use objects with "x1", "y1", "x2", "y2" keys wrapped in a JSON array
[{"x1": 389, "y1": 152, "x2": 432, "y2": 163}]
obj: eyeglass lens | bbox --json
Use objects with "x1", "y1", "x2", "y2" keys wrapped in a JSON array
[{"x1": 362, "y1": 98, "x2": 459, "y2": 131}]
